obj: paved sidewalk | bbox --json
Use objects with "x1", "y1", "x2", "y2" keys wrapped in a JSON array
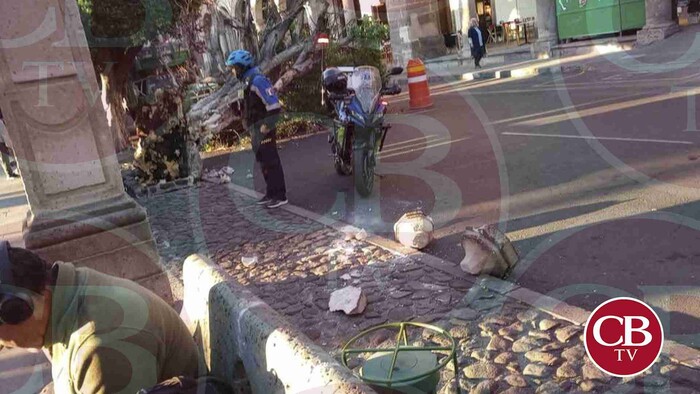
[
  {"x1": 422, "y1": 24, "x2": 700, "y2": 86},
  {"x1": 0, "y1": 178, "x2": 28, "y2": 247},
  {"x1": 141, "y1": 182, "x2": 700, "y2": 393},
  {"x1": 0, "y1": 179, "x2": 50, "y2": 394},
  {"x1": 0, "y1": 349, "x2": 51, "y2": 394}
]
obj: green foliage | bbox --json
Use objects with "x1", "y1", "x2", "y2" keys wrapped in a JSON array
[
  {"x1": 279, "y1": 44, "x2": 385, "y2": 115},
  {"x1": 201, "y1": 132, "x2": 251, "y2": 153},
  {"x1": 349, "y1": 16, "x2": 389, "y2": 50},
  {"x1": 199, "y1": 114, "x2": 323, "y2": 153},
  {"x1": 78, "y1": 0, "x2": 200, "y2": 48},
  {"x1": 276, "y1": 114, "x2": 326, "y2": 140}
]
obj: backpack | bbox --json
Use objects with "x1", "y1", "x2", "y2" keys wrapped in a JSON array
[{"x1": 137, "y1": 376, "x2": 235, "y2": 394}]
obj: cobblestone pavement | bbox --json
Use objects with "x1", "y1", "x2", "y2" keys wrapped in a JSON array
[
  {"x1": 141, "y1": 183, "x2": 700, "y2": 393},
  {"x1": 427, "y1": 289, "x2": 700, "y2": 393}
]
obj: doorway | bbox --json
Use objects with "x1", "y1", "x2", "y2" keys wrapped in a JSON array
[{"x1": 437, "y1": 0, "x2": 454, "y2": 34}]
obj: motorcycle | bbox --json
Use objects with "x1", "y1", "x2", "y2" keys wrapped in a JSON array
[{"x1": 322, "y1": 65, "x2": 404, "y2": 197}]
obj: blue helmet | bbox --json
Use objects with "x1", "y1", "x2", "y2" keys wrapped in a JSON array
[{"x1": 226, "y1": 50, "x2": 254, "y2": 69}]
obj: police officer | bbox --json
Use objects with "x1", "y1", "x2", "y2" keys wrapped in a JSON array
[{"x1": 226, "y1": 50, "x2": 288, "y2": 208}]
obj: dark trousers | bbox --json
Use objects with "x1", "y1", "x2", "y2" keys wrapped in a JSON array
[
  {"x1": 255, "y1": 135, "x2": 286, "y2": 200},
  {"x1": 473, "y1": 46, "x2": 485, "y2": 68}
]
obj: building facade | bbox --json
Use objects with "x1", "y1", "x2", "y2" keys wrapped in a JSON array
[{"x1": 384, "y1": 0, "x2": 678, "y2": 66}]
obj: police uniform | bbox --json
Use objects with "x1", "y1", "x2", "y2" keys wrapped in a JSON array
[{"x1": 241, "y1": 67, "x2": 286, "y2": 201}]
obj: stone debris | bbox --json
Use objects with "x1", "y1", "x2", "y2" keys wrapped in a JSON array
[
  {"x1": 202, "y1": 167, "x2": 233, "y2": 184},
  {"x1": 142, "y1": 184, "x2": 700, "y2": 394},
  {"x1": 355, "y1": 229, "x2": 369, "y2": 241},
  {"x1": 460, "y1": 224, "x2": 519, "y2": 276},
  {"x1": 328, "y1": 286, "x2": 367, "y2": 315},
  {"x1": 221, "y1": 166, "x2": 235, "y2": 175},
  {"x1": 394, "y1": 210, "x2": 434, "y2": 249},
  {"x1": 241, "y1": 255, "x2": 258, "y2": 267}
]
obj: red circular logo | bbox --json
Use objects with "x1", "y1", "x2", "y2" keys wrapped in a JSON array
[{"x1": 584, "y1": 297, "x2": 664, "y2": 377}]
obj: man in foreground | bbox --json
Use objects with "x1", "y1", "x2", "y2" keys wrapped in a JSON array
[{"x1": 0, "y1": 241, "x2": 201, "y2": 393}]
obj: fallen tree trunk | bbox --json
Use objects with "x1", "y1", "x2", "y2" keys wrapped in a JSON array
[{"x1": 186, "y1": 0, "x2": 334, "y2": 142}]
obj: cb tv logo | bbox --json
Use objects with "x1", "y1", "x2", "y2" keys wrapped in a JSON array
[{"x1": 584, "y1": 297, "x2": 664, "y2": 377}]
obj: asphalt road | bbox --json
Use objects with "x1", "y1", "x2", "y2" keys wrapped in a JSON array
[{"x1": 206, "y1": 42, "x2": 700, "y2": 349}]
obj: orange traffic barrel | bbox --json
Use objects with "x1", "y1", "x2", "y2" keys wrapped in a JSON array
[{"x1": 407, "y1": 59, "x2": 433, "y2": 110}]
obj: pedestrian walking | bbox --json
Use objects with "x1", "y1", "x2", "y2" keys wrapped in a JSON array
[
  {"x1": 0, "y1": 108, "x2": 19, "y2": 179},
  {"x1": 226, "y1": 50, "x2": 288, "y2": 208},
  {"x1": 468, "y1": 19, "x2": 486, "y2": 69}
]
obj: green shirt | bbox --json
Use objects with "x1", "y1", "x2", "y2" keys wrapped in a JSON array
[{"x1": 44, "y1": 263, "x2": 200, "y2": 393}]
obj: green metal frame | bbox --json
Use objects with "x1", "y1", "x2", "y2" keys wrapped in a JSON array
[
  {"x1": 341, "y1": 322, "x2": 461, "y2": 393},
  {"x1": 556, "y1": 0, "x2": 646, "y2": 40}
]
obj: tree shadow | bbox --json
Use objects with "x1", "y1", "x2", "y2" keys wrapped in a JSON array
[
  {"x1": 423, "y1": 199, "x2": 627, "y2": 265},
  {"x1": 507, "y1": 200, "x2": 700, "y2": 349}
]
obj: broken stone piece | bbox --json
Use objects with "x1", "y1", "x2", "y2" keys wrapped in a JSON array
[
  {"x1": 241, "y1": 256, "x2": 258, "y2": 267},
  {"x1": 459, "y1": 224, "x2": 518, "y2": 276},
  {"x1": 329, "y1": 286, "x2": 367, "y2": 315},
  {"x1": 394, "y1": 210, "x2": 434, "y2": 249},
  {"x1": 355, "y1": 229, "x2": 369, "y2": 241}
]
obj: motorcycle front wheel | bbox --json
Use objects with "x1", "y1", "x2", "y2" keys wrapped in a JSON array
[{"x1": 353, "y1": 149, "x2": 374, "y2": 197}]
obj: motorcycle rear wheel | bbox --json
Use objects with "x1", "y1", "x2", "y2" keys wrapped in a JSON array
[{"x1": 353, "y1": 149, "x2": 374, "y2": 197}]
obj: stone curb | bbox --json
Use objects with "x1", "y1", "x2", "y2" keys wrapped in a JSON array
[
  {"x1": 181, "y1": 254, "x2": 377, "y2": 393},
  {"x1": 409, "y1": 63, "x2": 586, "y2": 86},
  {"x1": 226, "y1": 182, "x2": 700, "y2": 371},
  {"x1": 461, "y1": 64, "x2": 585, "y2": 82}
]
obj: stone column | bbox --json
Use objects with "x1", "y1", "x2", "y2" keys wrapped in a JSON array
[
  {"x1": 0, "y1": 1, "x2": 172, "y2": 301},
  {"x1": 532, "y1": 0, "x2": 558, "y2": 58},
  {"x1": 386, "y1": 0, "x2": 446, "y2": 65},
  {"x1": 387, "y1": 0, "x2": 416, "y2": 66},
  {"x1": 637, "y1": 0, "x2": 680, "y2": 45},
  {"x1": 342, "y1": 0, "x2": 359, "y2": 25}
]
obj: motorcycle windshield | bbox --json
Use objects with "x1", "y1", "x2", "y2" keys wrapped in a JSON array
[{"x1": 348, "y1": 66, "x2": 382, "y2": 114}]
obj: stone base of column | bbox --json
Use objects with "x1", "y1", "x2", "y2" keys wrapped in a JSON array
[
  {"x1": 23, "y1": 195, "x2": 174, "y2": 304},
  {"x1": 532, "y1": 36, "x2": 557, "y2": 59},
  {"x1": 637, "y1": 22, "x2": 680, "y2": 46}
]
